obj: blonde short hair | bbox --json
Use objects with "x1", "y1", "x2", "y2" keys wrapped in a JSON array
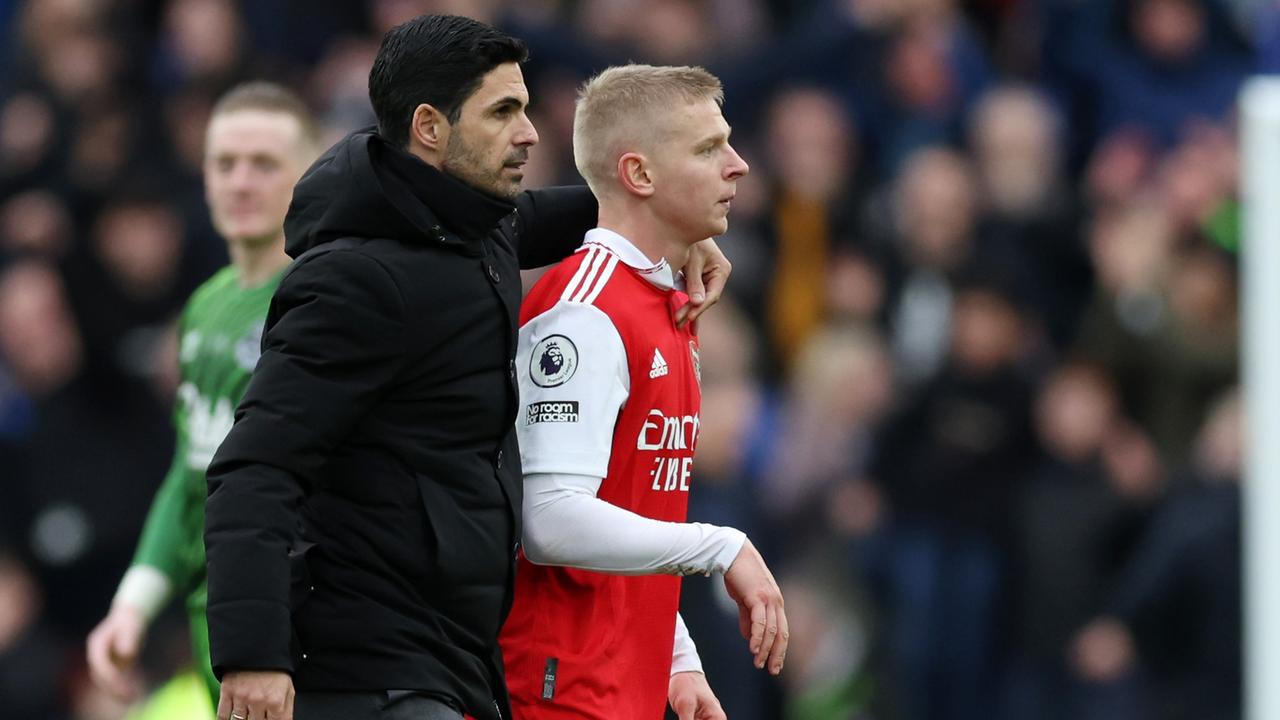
[
  {"x1": 572, "y1": 64, "x2": 724, "y2": 195},
  {"x1": 212, "y1": 81, "x2": 321, "y2": 150}
]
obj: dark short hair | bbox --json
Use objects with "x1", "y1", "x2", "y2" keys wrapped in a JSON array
[
  {"x1": 211, "y1": 81, "x2": 320, "y2": 147},
  {"x1": 368, "y1": 14, "x2": 529, "y2": 148}
]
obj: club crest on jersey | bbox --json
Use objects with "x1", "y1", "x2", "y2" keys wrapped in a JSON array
[
  {"x1": 689, "y1": 341, "x2": 701, "y2": 385},
  {"x1": 531, "y1": 334, "x2": 578, "y2": 387}
]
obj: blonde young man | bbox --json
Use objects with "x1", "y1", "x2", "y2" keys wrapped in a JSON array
[
  {"x1": 85, "y1": 82, "x2": 320, "y2": 710},
  {"x1": 500, "y1": 65, "x2": 788, "y2": 720}
]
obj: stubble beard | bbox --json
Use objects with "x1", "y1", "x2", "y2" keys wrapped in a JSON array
[{"x1": 443, "y1": 130, "x2": 520, "y2": 201}]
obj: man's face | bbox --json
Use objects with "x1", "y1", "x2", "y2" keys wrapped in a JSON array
[
  {"x1": 203, "y1": 109, "x2": 309, "y2": 247},
  {"x1": 648, "y1": 98, "x2": 749, "y2": 241},
  {"x1": 442, "y1": 62, "x2": 539, "y2": 200}
]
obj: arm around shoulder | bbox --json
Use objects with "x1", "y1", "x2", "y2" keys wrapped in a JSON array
[{"x1": 515, "y1": 186, "x2": 598, "y2": 269}]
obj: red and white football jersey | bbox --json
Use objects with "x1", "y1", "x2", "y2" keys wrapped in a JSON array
[{"x1": 500, "y1": 228, "x2": 702, "y2": 720}]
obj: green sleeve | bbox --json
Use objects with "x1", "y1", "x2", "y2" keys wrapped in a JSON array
[
  {"x1": 130, "y1": 434, "x2": 198, "y2": 591},
  {"x1": 130, "y1": 311, "x2": 203, "y2": 599}
]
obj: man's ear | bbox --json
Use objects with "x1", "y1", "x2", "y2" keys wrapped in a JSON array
[
  {"x1": 409, "y1": 103, "x2": 449, "y2": 159},
  {"x1": 618, "y1": 152, "x2": 655, "y2": 198}
]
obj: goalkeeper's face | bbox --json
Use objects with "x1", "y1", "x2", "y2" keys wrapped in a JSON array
[{"x1": 203, "y1": 109, "x2": 310, "y2": 248}]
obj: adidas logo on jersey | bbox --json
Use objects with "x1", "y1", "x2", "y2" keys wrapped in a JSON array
[{"x1": 649, "y1": 348, "x2": 669, "y2": 379}]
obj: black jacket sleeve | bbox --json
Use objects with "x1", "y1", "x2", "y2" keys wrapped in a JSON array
[
  {"x1": 204, "y1": 248, "x2": 408, "y2": 676},
  {"x1": 514, "y1": 185, "x2": 598, "y2": 269}
]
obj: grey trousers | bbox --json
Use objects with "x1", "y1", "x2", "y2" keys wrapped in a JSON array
[{"x1": 294, "y1": 690, "x2": 465, "y2": 719}]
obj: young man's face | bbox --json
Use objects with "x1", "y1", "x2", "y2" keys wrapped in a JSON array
[
  {"x1": 204, "y1": 109, "x2": 310, "y2": 247},
  {"x1": 443, "y1": 62, "x2": 539, "y2": 200},
  {"x1": 648, "y1": 98, "x2": 749, "y2": 241}
]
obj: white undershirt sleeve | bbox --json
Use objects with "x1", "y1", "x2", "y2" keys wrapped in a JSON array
[
  {"x1": 521, "y1": 472, "x2": 747, "y2": 576},
  {"x1": 671, "y1": 612, "x2": 704, "y2": 675},
  {"x1": 112, "y1": 565, "x2": 172, "y2": 622}
]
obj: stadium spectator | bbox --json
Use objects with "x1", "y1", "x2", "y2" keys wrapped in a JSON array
[
  {"x1": 879, "y1": 145, "x2": 982, "y2": 385},
  {"x1": 968, "y1": 85, "x2": 1092, "y2": 349},
  {"x1": 1002, "y1": 362, "x2": 1155, "y2": 720},
  {"x1": 0, "y1": 258, "x2": 171, "y2": 642},
  {"x1": 871, "y1": 276, "x2": 1037, "y2": 720},
  {"x1": 0, "y1": 548, "x2": 66, "y2": 720},
  {"x1": 1073, "y1": 389, "x2": 1242, "y2": 720},
  {"x1": 755, "y1": 87, "x2": 862, "y2": 375}
]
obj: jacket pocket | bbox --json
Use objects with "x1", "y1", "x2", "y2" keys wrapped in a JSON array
[
  {"x1": 288, "y1": 540, "x2": 318, "y2": 610},
  {"x1": 415, "y1": 475, "x2": 510, "y2": 591},
  {"x1": 287, "y1": 540, "x2": 317, "y2": 666}
]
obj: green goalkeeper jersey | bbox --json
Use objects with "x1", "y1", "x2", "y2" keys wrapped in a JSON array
[{"x1": 132, "y1": 265, "x2": 283, "y2": 614}]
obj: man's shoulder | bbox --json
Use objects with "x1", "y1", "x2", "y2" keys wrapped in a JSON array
[
  {"x1": 291, "y1": 235, "x2": 405, "y2": 262},
  {"x1": 526, "y1": 243, "x2": 649, "y2": 314},
  {"x1": 522, "y1": 247, "x2": 585, "y2": 314},
  {"x1": 271, "y1": 239, "x2": 417, "y2": 324},
  {"x1": 519, "y1": 249, "x2": 658, "y2": 363},
  {"x1": 519, "y1": 256, "x2": 629, "y2": 366},
  {"x1": 292, "y1": 233, "x2": 478, "y2": 285},
  {"x1": 531, "y1": 245, "x2": 591, "y2": 285},
  {"x1": 287, "y1": 237, "x2": 408, "y2": 284}
]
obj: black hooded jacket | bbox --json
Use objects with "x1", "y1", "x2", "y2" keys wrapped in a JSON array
[{"x1": 204, "y1": 128, "x2": 596, "y2": 719}]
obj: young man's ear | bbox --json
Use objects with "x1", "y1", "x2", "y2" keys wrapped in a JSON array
[
  {"x1": 410, "y1": 103, "x2": 450, "y2": 160},
  {"x1": 618, "y1": 152, "x2": 655, "y2": 197}
]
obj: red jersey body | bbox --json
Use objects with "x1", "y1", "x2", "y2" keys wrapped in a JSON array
[{"x1": 500, "y1": 229, "x2": 702, "y2": 720}]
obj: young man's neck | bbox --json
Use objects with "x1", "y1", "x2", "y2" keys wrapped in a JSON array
[
  {"x1": 597, "y1": 205, "x2": 693, "y2": 273},
  {"x1": 229, "y1": 235, "x2": 291, "y2": 288}
]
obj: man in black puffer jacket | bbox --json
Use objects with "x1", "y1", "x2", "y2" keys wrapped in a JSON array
[{"x1": 204, "y1": 15, "x2": 731, "y2": 720}]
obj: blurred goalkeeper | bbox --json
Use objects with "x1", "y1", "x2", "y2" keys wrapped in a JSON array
[{"x1": 85, "y1": 81, "x2": 319, "y2": 709}]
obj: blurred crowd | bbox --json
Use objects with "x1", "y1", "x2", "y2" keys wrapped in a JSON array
[{"x1": 0, "y1": 0, "x2": 1261, "y2": 718}]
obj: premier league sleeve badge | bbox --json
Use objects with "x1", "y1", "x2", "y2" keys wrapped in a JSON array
[{"x1": 531, "y1": 334, "x2": 579, "y2": 388}]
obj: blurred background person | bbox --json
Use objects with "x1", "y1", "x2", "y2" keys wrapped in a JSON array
[
  {"x1": 1001, "y1": 362, "x2": 1157, "y2": 720},
  {"x1": 869, "y1": 275, "x2": 1037, "y2": 720},
  {"x1": 878, "y1": 145, "x2": 983, "y2": 387},
  {"x1": 83, "y1": 81, "x2": 318, "y2": 713},
  {"x1": 1073, "y1": 388, "x2": 1242, "y2": 720}
]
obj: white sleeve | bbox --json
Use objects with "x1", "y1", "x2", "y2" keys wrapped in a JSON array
[
  {"x1": 671, "y1": 612, "x2": 704, "y2": 675},
  {"x1": 517, "y1": 301, "x2": 630, "y2": 477},
  {"x1": 521, "y1": 472, "x2": 747, "y2": 576},
  {"x1": 112, "y1": 565, "x2": 172, "y2": 622}
]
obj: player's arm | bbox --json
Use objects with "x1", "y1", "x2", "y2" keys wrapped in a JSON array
[
  {"x1": 518, "y1": 301, "x2": 739, "y2": 575},
  {"x1": 518, "y1": 301, "x2": 785, "y2": 674},
  {"x1": 129, "y1": 440, "x2": 200, "y2": 606},
  {"x1": 522, "y1": 471, "x2": 785, "y2": 673},
  {"x1": 519, "y1": 301, "x2": 739, "y2": 577},
  {"x1": 514, "y1": 187, "x2": 598, "y2": 269},
  {"x1": 521, "y1": 472, "x2": 744, "y2": 576},
  {"x1": 205, "y1": 249, "x2": 408, "y2": 716}
]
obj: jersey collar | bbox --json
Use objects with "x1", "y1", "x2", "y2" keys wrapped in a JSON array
[{"x1": 581, "y1": 228, "x2": 680, "y2": 291}]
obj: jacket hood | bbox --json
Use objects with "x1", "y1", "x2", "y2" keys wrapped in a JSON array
[{"x1": 284, "y1": 127, "x2": 517, "y2": 258}]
